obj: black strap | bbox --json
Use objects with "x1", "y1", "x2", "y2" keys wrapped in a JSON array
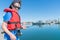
[{"x1": 8, "y1": 21, "x2": 21, "y2": 24}]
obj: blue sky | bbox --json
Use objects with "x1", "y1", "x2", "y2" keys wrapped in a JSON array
[{"x1": 0, "y1": 0, "x2": 60, "y2": 23}]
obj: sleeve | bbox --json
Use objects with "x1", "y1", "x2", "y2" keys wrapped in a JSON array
[{"x1": 3, "y1": 12, "x2": 12, "y2": 22}]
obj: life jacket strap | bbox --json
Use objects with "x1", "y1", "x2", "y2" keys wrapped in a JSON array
[{"x1": 8, "y1": 21, "x2": 21, "y2": 24}]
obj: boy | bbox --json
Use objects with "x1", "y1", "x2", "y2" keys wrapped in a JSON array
[{"x1": 2, "y1": 0, "x2": 25, "y2": 40}]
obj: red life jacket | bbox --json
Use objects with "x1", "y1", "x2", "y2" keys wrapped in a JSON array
[{"x1": 4, "y1": 8, "x2": 21, "y2": 30}]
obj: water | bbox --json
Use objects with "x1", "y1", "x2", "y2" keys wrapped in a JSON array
[{"x1": 20, "y1": 25, "x2": 60, "y2": 40}]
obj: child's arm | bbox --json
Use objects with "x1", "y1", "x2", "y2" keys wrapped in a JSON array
[{"x1": 2, "y1": 22, "x2": 16, "y2": 40}]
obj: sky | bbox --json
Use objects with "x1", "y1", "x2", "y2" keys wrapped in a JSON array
[{"x1": 0, "y1": 0, "x2": 60, "y2": 23}]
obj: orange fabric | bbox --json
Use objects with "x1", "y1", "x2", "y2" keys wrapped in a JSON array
[{"x1": 4, "y1": 8, "x2": 21, "y2": 30}]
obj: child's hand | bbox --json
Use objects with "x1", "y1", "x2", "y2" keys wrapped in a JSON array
[
  {"x1": 22, "y1": 26, "x2": 26, "y2": 30},
  {"x1": 10, "y1": 34, "x2": 16, "y2": 40}
]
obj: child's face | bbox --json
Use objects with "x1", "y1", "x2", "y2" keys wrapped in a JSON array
[{"x1": 13, "y1": 3, "x2": 20, "y2": 10}]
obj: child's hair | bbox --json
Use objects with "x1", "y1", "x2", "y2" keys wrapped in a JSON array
[{"x1": 9, "y1": 0, "x2": 21, "y2": 9}]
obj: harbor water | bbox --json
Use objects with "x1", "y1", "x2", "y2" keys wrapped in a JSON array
[{"x1": 20, "y1": 24, "x2": 60, "y2": 40}]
